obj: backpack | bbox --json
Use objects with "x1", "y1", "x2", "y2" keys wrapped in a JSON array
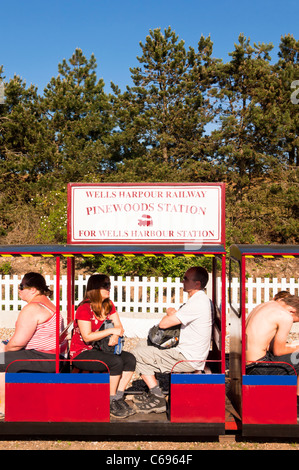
[
  {"x1": 147, "y1": 324, "x2": 181, "y2": 349},
  {"x1": 92, "y1": 319, "x2": 124, "y2": 355}
]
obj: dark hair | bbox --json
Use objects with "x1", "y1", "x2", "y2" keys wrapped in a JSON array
[
  {"x1": 82, "y1": 273, "x2": 112, "y2": 318},
  {"x1": 21, "y1": 272, "x2": 53, "y2": 298},
  {"x1": 188, "y1": 266, "x2": 209, "y2": 289},
  {"x1": 86, "y1": 273, "x2": 110, "y2": 292},
  {"x1": 282, "y1": 295, "x2": 299, "y2": 315},
  {"x1": 274, "y1": 290, "x2": 291, "y2": 301}
]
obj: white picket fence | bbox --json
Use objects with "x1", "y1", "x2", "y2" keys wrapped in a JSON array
[
  {"x1": 229, "y1": 277, "x2": 299, "y2": 310},
  {"x1": 0, "y1": 275, "x2": 298, "y2": 317},
  {"x1": 0, "y1": 275, "x2": 189, "y2": 316}
]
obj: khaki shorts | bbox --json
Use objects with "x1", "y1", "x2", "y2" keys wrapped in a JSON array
[{"x1": 132, "y1": 339, "x2": 199, "y2": 376}]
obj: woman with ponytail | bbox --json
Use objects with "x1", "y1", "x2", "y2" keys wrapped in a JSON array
[{"x1": 70, "y1": 274, "x2": 136, "y2": 419}]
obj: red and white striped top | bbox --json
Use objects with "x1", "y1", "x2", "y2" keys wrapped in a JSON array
[{"x1": 25, "y1": 303, "x2": 59, "y2": 354}]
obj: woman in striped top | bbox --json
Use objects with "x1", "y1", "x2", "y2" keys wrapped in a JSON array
[{"x1": 0, "y1": 272, "x2": 62, "y2": 417}]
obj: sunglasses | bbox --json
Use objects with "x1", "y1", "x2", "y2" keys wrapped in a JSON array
[
  {"x1": 182, "y1": 276, "x2": 195, "y2": 282},
  {"x1": 101, "y1": 282, "x2": 111, "y2": 289},
  {"x1": 18, "y1": 284, "x2": 28, "y2": 290}
]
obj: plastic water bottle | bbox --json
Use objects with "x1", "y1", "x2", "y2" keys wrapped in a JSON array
[{"x1": 160, "y1": 336, "x2": 179, "y2": 348}]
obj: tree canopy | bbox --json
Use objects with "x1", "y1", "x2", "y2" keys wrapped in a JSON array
[{"x1": 0, "y1": 28, "x2": 298, "y2": 272}]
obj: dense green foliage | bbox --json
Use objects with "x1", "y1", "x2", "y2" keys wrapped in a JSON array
[{"x1": 0, "y1": 28, "x2": 298, "y2": 276}]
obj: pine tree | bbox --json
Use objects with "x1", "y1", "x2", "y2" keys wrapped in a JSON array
[
  {"x1": 0, "y1": 75, "x2": 45, "y2": 185},
  {"x1": 266, "y1": 34, "x2": 298, "y2": 166},
  {"x1": 210, "y1": 34, "x2": 274, "y2": 197},
  {"x1": 0, "y1": 73, "x2": 51, "y2": 241},
  {"x1": 0, "y1": 66, "x2": 4, "y2": 104},
  {"x1": 211, "y1": 34, "x2": 298, "y2": 244},
  {"x1": 42, "y1": 48, "x2": 115, "y2": 182},
  {"x1": 110, "y1": 27, "x2": 217, "y2": 179}
]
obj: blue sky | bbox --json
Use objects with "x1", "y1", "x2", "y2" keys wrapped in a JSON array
[{"x1": 1, "y1": 0, "x2": 298, "y2": 94}]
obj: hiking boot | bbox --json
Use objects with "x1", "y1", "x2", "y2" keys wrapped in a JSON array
[
  {"x1": 110, "y1": 398, "x2": 135, "y2": 419},
  {"x1": 117, "y1": 398, "x2": 136, "y2": 417},
  {"x1": 132, "y1": 392, "x2": 150, "y2": 404},
  {"x1": 133, "y1": 392, "x2": 167, "y2": 414}
]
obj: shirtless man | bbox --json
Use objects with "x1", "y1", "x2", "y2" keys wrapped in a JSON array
[{"x1": 246, "y1": 295, "x2": 299, "y2": 391}]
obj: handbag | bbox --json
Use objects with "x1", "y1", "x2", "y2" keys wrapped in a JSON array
[
  {"x1": 147, "y1": 324, "x2": 181, "y2": 349},
  {"x1": 93, "y1": 319, "x2": 124, "y2": 355}
]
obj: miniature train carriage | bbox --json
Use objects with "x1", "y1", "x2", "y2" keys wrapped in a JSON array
[
  {"x1": 229, "y1": 244, "x2": 299, "y2": 438},
  {"x1": 0, "y1": 242, "x2": 227, "y2": 437}
]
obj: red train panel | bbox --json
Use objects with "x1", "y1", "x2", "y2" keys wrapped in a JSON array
[
  {"x1": 170, "y1": 374, "x2": 225, "y2": 423},
  {"x1": 5, "y1": 373, "x2": 110, "y2": 422},
  {"x1": 242, "y1": 375, "x2": 297, "y2": 425}
]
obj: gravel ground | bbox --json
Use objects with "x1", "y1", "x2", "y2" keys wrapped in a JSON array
[
  {"x1": 1, "y1": 439, "x2": 299, "y2": 450},
  {"x1": 1, "y1": 329, "x2": 299, "y2": 450}
]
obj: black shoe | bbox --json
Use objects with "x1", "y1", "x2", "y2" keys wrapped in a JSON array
[
  {"x1": 133, "y1": 392, "x2": 167, "y2": 414},
  {"x1": 110, "y1": 398, "x2": 135, "y2": 419},
  {"x1": 117, "y1": 398, "x2": 136, "y2": 417},
  {"x1": 132, "y1": 392, "x2": 150, "y2": 404}
]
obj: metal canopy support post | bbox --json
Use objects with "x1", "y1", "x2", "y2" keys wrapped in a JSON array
[
  {"x1": 67, "y1": 257, "x2": 75, "y2": 323},
  {"x1": 55, "y1": 256, "x2": 60, "y2": 374},
  {"x1": 221, "y1": 253, "x2": 226, "y2": 374},
  {"x1": 241, "y1": 253, "x2": 247, "y2": 376}
]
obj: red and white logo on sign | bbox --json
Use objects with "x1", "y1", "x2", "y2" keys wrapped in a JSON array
[{"x1": 138, "y1": 214, "x2": 153, "y2": 227}]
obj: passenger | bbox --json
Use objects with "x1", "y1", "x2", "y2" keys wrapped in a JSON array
[
  {"x1": 132, "y1": 266, "x2": 212, "y2": 414},
  {"x1": 69, "y1": 273, "x2": 136, "y2": 419},
  {"x1": 0, "y1": 272, "x2": 65, "y2": 419},
  {"x1": 246, "y1": 296, "x2": 299, "y2": 393}
]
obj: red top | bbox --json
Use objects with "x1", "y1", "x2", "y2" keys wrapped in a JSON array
[{"x1": 70, "y1": 301, "x2": 116, "y2": 359}]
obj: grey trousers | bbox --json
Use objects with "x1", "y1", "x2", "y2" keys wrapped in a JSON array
[{"x1": 132, "y1": 339, "x2": 198, "y2": 376}]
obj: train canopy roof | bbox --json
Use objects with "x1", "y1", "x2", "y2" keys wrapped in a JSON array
[
  {"x1": 230, "y1": 244, "x2": 299, "y2": 260},
  {"x1": 0, "y1": 244, "x2": 226, "y2": 258}
]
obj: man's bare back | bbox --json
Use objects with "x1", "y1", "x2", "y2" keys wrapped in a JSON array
[{"x1": 246, "y1": 300, "x2": 296, "y2": 362}]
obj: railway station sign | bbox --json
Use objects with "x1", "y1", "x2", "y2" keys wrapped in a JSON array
[{"x1": 67, "y1": 183, "x2": 225, "y2": 245}]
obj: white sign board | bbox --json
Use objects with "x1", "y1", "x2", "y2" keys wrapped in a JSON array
[{"x1": 67, "y1": 183, "x2": 225, "y2": 245}]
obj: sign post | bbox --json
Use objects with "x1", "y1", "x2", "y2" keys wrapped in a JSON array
[{"x1": 67, "y1": 183, "x2": 225, "y2": 246}]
